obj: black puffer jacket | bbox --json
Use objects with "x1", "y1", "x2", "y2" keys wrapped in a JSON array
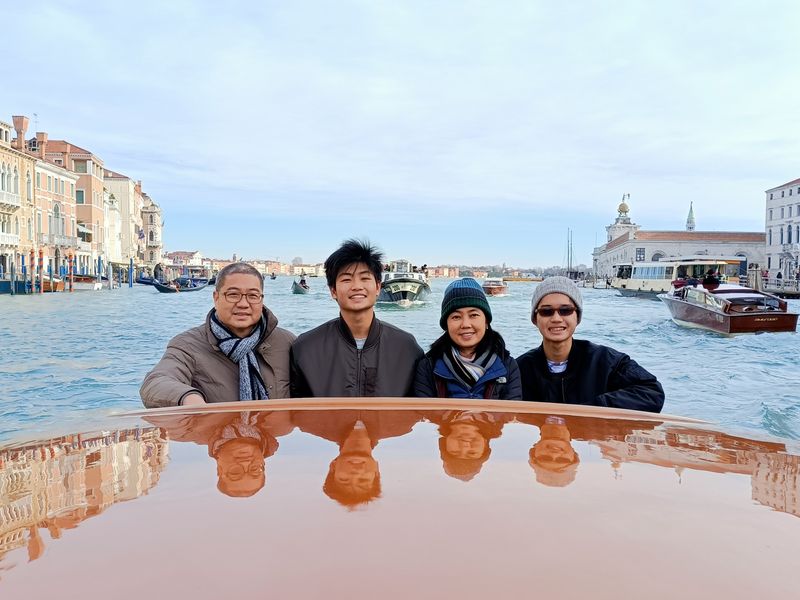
[
  {"x1": 290, "y1": 316, "x2": 423, "y2": 397},
  {"x1": 516, "y1": 339, "x2": 664, "y2": 413}
]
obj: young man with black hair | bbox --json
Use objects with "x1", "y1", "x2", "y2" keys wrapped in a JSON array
[{"x1": 289, "y1": 239, "x2": 423, "y2": 397}]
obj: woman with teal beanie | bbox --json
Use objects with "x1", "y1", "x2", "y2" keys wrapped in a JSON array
[{"x1": 414, "y1": 278, "x2": 522, "y2": 399}]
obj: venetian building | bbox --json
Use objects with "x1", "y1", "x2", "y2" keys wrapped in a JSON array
[
  {"x1": 104, "y1": 189, "x2": 123, "y2": 264},
  {"x1": 141, "y1": 192, "x2": 163, "y2": 267},
  {"x1": 28, "y1": 132, "x2": 80, "y2": 277},
  {"x1": 592, "y1": 198, "x2": 765, "y2": 278},
  {"x1": 764, "y1": 178, "x2": 800, "y2": 277},
  {"x1": 103, "y1": 170, "x2": 146, "y2": 267},
  {"x1": 44, "y1": 138, "x2": 106, "y2": 275},
  {"x1": 0, "y1": 117, "x2": 36, "y2": 278}
]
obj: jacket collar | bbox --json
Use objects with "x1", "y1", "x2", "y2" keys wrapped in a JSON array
[
  {"x1": 533, "y1": 338, "x2": 587, "y2": 377},
  {"x1": 336, "y1": 314, "x2": 382, "y2": 348}
]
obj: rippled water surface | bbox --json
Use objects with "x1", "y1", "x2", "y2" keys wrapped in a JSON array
[{"x1": 1, "y1": 278, "x2": 798, "y2": 441}]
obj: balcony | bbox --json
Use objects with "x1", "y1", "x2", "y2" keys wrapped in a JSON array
[
  {"x1": 146, "y1": 238, "x2": 161, "y2": 247},
  {"x1": 0, "y1": 190, "x2": 21, "y2": 212},
  {"x1": 38, "y1": 233, "x2": 79, "y2": 247},
  {"x1": 77, "y1": 241, "x2": 91, "y2": 252},
  {"x1": 782, "y1": 243, "x2": 799, "y2": 253},
  {"x1": 0, "y1": 232, "x2": 20, "y2": 246}
]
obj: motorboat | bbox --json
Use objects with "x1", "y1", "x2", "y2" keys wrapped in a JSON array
[
  {"x1": 612, "y1": 256, "x2": 747, "y2": 299},
  {"x1": 378, "y1": 259, "x2": 431, "y2": 306},
  {"x1": 482, "y1": 277, "x2": 508, "y2": 296},
  {"x1": 1, "y1": 399, "x2": 797, "y2": 597},
  {"x1": 658, "y1": 282, "x2": 798, "y2": 334}
]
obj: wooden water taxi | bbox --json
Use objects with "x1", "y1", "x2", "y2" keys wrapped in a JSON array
[
  {"x1": 658, "y1": 283, "x2": 798, "y2": 334},
  {"x1": 1, "y1": 399, "x2": 797, "y2": 597}
]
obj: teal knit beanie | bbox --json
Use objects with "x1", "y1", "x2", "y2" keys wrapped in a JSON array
[{"x1": 440, "y1": 278, "x2": 493, "y2": 329}]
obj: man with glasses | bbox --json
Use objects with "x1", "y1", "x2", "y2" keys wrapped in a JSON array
[
  {"x1": 141, "y1": 262, "x2": 295, "y2": 407},
  {"x1": 516, "y1": 276, "x2": 664, "y2": 412}
]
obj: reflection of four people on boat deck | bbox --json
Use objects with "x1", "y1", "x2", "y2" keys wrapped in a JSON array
[{"x1": 144, "y1": 409, "x2": 669, "y2": 503}]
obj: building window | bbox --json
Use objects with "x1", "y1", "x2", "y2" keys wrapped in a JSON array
[
  {"x1": 782, "y1": 190, "x2": 785, "y2": 197},
  {"x1": 149, "y1": 214, "x2": 154, "y2": 224},
  {"x1": 76, "y1": 189, "x2": 85, "y2": 204},
  {"x1": 769, "y1": 209, "x2": 773, "y2": 220},
  {"x1": 790, "y1": 206, "x2": 793, "y2": 218},
  {"x1": 791, "y1": 188, "x2": 794, "y2": 196},
  {"x1": 780, "y1": 228, "x2": 784, "y2": 244},
  {"x1": 73, "y1": 160, "x2": 87, "y2": 173},
  {"x1": 150, "y1": 251, "x2": 154, "y2": 261},
  {"x1": 781, "y1": 207, "x2": 785, "y2": 218},
  {"x1": 47, "y1": 176, "x2": 52, "y2": 191},
  {"x1": 26, "y1": 172, "x2": 32, "y2": 198},
  {"x1": 635, "y1": 248, "x2": 645, "y2": 262},
  {"x1": 770, "y1": 193, "x2": 773, "y2": 200},
  {"x1": 36, "y1": 172, "x2": 41, "y2": 188},
  {"x1": 788, "y1": 226, "x2": 793, "y2": 244},
  {"x1": 768, "y1": 229, "x2": 772, "y2": 245},
  {"x1": 768, "y1": 256, "x2": 771, "y2": 269}
]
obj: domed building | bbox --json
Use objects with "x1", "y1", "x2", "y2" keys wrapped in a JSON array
[{"x1": 592, "y1": 197, "x2": 765, "y2": 279}]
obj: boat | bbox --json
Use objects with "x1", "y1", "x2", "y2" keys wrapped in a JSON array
[
  {"x1": 658, "y1": 282, "x2": 798, "y2": 334},
  {"x1": 482, "y1": 277, "x2": 508, "y2": 296},
  {"x1": 135, "y1": 275, "x2": 157, "y2": 285},
  {"x1": 378, "y1": 259, "x2": 431, "y2": 306},
  {"x1": 270, "y1": 272, "x2": 277, "y2": 280},
  {"x1": 1, "y1": 399, "x2": 798, "y2": 596},
  {"x1": 153, "y1": 280, "x2": 209, "y2": 293},
  {"x1": 612, "y1": 256, "x2": 747, "y2": 299},
  {"x1": 291, "y1": 280, "x2": 310, "y2": 294}
]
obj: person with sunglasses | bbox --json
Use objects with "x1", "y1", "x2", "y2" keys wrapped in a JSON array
[
  {"x1": 414, "y1": 277, "x2": 521, "y2": 399},
  {"x1": 141, "y1": 262, "x2": 296, "y2": 407},
  {"x1": 517, "y1": 276, "x2": 664, "y2": 412}
]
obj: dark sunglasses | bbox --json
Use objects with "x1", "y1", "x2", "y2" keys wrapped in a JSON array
[{"x1": 535, "y1": 306, "x2": 577, "y2": 318}]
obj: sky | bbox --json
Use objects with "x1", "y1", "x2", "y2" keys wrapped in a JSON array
[{"x1": 4, "y1": 1, "x2": 799, "y2": 268}]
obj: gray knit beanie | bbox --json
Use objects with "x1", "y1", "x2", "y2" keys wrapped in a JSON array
[
  {"x1": 531, "y1": 276, "x2": 583, "y2": 323},
  {"x1": 440, "y1": 278, "x2": 493, "y2": 329}
]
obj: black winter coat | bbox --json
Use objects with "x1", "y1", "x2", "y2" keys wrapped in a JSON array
[{"x1": 516, "y1": 339, "x2": 664, "y2": 413}]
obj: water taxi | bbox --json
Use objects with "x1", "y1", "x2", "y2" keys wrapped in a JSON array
[
  {"x1": 481, "y1": 277, "x2": 508, "y2": 296},
  {"x1": 378, "y1": 259, "x2": 431, "y2": 306},
  {"x1": 659, "y1": 283, "x2": 798, "y2": 334},
  {"x1": 1, "y1": 399, "x2": 797, "y2": 596}
]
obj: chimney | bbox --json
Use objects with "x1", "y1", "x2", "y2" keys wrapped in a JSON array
[
  {"x1": 11, "y1": 115, "x2": 29, "y2": 150},
  {"x1": 36, "y1": 132, "x2": 48, "y2": 159}
]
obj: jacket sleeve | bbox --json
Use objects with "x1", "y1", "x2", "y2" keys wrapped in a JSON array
[
  {"x1": 597, "y1": 355, "x2": 665, "y2": 413},
  {"x1": 289, "y1": 345, "x2": 313, "y2": 398},
  {"x1": 501, "y1": 357, "x2": 523, "y2": 400},
  {"x1": 413, "y1": 357, "x2": 437, "y2": 398},
  {"x1": 140, "y1": 343, "x2": 205, "y2": 408}
]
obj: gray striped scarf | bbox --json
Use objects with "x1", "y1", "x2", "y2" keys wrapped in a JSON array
[
  {"x1": 443, "y1": 346, "x2": 497, "y2": 390},
  {"x1": 209, "y1": 310, "x2": 269, "y2": 401}
]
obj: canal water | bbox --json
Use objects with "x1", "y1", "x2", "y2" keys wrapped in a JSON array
[{"x1": 1, "y1": 278, "x2": 798, "y2": 442}]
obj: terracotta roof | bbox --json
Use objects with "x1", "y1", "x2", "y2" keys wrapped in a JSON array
[
  {"x1": 635, "y1": 231, "x2": 764, "y2": 242},
  {"x1": 765, "y1": 178, "x2": 800, "y2": 193},
  {"x1": 606, "y1": 232, "x2": 632, "y2": 250},
  {"x1": 104, "y1": 169, "x2": 130, "y2": 179},
  {"x1": 45, "y1": 140, "x2": 103, "y2": 163}
]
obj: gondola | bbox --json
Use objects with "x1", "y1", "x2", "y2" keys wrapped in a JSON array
[
  {"x1": 291, "y1": 280, "x2": 310, "y2": 294},
  {"x1": 154, "y1": 280, "x2": 209, "y2": 294}
]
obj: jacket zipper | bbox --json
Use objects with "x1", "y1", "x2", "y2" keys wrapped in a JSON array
[{"x1": 356, "y1": 347, "x2": 362, "y2": 394}]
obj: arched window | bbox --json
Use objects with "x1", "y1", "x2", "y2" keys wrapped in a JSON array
[
  {"x1": 26, "y1": 171, "x2": 32, "y2": 199},
  {"x1": 150, "y1": 251, "x2": 154, "y2": 261},
  {"x1": 768, "y1": 229, "x2": 772, "y2": 245},
  {"x1": 789, "y1": 225, "x2": 793, "y2": 244},
  {"x1": 13, "y1": 168, "x2": 19, "y2": 194},
  {"x1": 0, "y1": 163, "x2": 5, "y2": 191},
  {"x1": 15, "y1": 217, "x2": 19, "y2": 236},
  {"x1": 780, "y1": 228, "x2": 784, "y2": 244},
  {"x1": 149, "y1": 230, "x2": 154, "y2": 242},
  {"x1": 54, "y1": 204, "x2": 63, "y2": 235},
  {"x1": 149, "y1": 214, "x2": 154, "y2": 224},
  {"x1": 27, "y1": 218, "x2": 32, "y2": 240},
  {"x1": 651, "y1": 252, "x2": 666, "y2": 261}
]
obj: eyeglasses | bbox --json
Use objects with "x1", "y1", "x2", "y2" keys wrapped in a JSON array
[
  {"x1": 225, "y1": 463, "x2": 265, "y2": 480},
  {"x1": 535, "y1": 306, "x2": 577, "y2": 318},
  {"x1": 222, "y1": 291, "x2": 264, "y2": 304}
]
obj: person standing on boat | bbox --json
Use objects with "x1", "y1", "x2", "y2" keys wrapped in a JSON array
[
  {"x1": 140, "y1": 262, "x2": 295, "y2": 408},
  {"x1": 516, "y1": 276, "x2": 664, "y2": 412},
  {"x1": 414, "y1": 277, "x2": 521, "y2": 399},
  {"x1": 289, "y1": 239, "x2": 423, "y2": 397}
]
